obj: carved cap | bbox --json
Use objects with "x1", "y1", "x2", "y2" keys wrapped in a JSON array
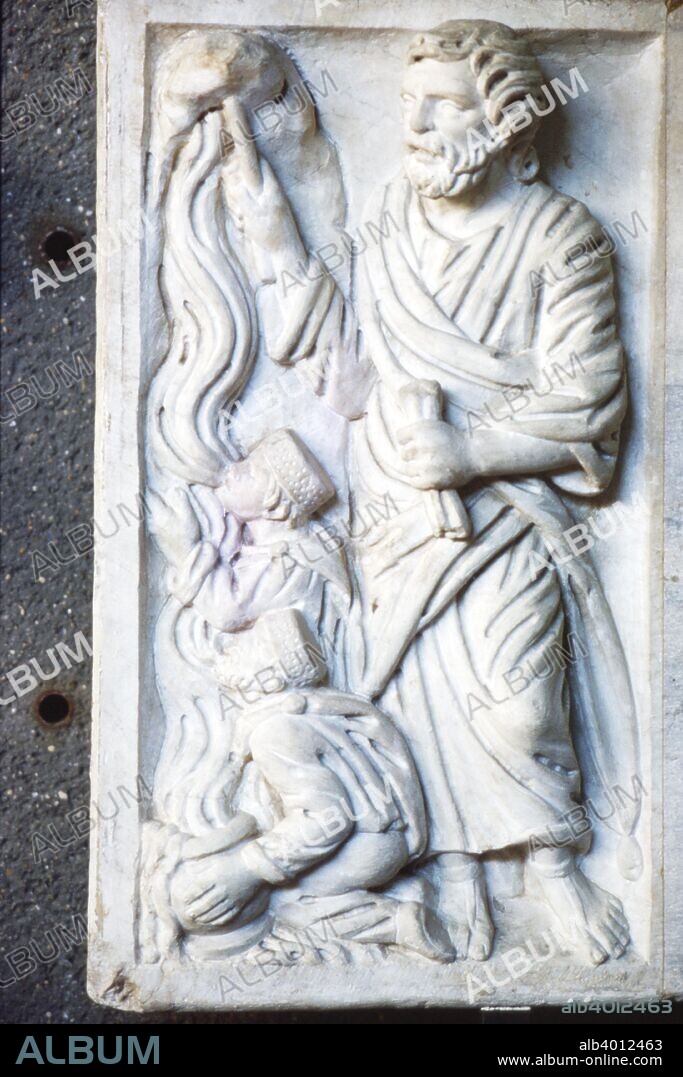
[{"x1": 253, "y1": 429, "x2": 335, "y2": 516}]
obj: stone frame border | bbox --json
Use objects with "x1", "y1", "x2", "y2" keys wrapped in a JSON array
[{"x1": 89, "y1": 0, "x2": 680, "y2": 1011}]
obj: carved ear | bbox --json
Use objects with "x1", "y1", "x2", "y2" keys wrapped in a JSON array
[{"x1": 505, "y1": 140, "x2": 540, "y2": 183}]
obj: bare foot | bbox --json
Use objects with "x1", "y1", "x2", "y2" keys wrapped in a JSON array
[
  {"x1": 438, "y1": 873, "x2": 495, "y2": 961},
  {"x1": 533, "y1": 865, "x2": 630, "y2": 965},
  {"x1": 395, "y1": 901, "x2": 456, "y2": 962}
]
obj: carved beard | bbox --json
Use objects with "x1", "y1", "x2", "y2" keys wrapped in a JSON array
[{"x1": 405, "y1": 131, "x2": 495, "y2": 199}]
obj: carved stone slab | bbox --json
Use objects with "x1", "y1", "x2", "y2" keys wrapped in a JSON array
[{"x1": 89, "y1": 0, "x2": 682, "y2": 1010}]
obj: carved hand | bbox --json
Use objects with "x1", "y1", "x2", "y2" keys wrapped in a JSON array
[
  {"x1": 171, "y1": 840, "x2": 265, "y2": 930},
  {"x1": 220, "y1": 98, "x2": 303, "y2": 257},
  {"x1": 147, "y1": 486, "x2": 202, "y2": 567},
  {"x1": 396, "y1": 419, "x2": 473, "y2": 490}
]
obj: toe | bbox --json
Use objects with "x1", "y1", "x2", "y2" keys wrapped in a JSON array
[
  {"x1": 586, "y1": 935, "x2": 608, "y2": 966},
  {"x1": 452, "y1": 927, "x2": 471, "y2": 960},
  {"x1": 608, "y1": 935, "x2": 626, "y2": 959},
  {"x1": 596, "y1": 924, "x2": 625, "y2": 959},
  {"x1": 606, "y1": 897, "x2": 629, "y2": 935},
  {"x1": 607, "y1": 915, "x2": 630, "y2": 948},
  {"x1": 470, "y1": 940, "x2": 491, "y2": 961},
  {"x1": 610, "y1": 910, "x2": 630, "y2": 937},
  {"x1": 470, "y1": 926, "x2": 494, "y2": 961}
]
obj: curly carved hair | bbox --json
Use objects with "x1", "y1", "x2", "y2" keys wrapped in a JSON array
[{"x1": 408, "y1": 20, "x2": 547, "y2": 147}]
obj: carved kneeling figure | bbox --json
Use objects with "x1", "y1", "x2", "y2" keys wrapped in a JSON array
[{"x1": 167, "y1": 686, "x2": 453, "y2": 962}]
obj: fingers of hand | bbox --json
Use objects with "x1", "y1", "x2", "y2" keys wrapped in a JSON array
[
  {"x1": 197, "y1": 896, "x2": 238, "y2": 926},
  {"x1": 218, "y1": 102, "x2": 264, "y2": 193},
  {"x1": 222, "y1": 99, "x2": 262, "y2": 188},
  {"x1": 396, "y1": 421, "x2": 429, "y2": 446},
  {"x1": 396, "y1": 421, "x2": 451, "y2": 463},
  {"x1": 401, "y1": 462, "x2": 447, "y2": 488}
]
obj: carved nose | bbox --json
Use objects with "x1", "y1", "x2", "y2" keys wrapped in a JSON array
[{"x1": 410, "y1": 102, "x2": 431, "y2": 134}]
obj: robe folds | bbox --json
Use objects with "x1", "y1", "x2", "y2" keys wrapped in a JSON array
[{"x1": 346, "y1": 174, "x2": 641, "y2": 868}]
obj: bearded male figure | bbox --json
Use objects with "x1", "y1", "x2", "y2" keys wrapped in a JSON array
[{"x1": 220, "y1": 20, "x2": 640, "y2": 966}]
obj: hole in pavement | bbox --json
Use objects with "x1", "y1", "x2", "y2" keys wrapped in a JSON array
[
  {"x1": 35, "y1": 692, "x2": 72, "y2": 728},
  {"x1": 42, "y1": 228, "x2": 77, "y2": 267}
]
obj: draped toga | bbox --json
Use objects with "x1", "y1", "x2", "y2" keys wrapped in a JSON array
[{"x1": 341, "y1": 174, "x2": 640, "y2": 863}]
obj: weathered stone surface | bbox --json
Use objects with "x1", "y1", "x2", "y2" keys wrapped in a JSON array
[{"x1": 89, "y1": 0, "x2": 682, "y2": 1010}]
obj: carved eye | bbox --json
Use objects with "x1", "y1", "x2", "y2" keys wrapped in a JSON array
[
  {"x1": 436, "y1": 99, "x2": 466, "y2": 118},
  {"x1": 401, "y1": 93, "x2": 415, "y2": 106}
]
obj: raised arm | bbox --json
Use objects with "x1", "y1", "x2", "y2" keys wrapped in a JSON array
[{"x1": 220, "y1": 99, "x2": 374, "y2": 418}]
